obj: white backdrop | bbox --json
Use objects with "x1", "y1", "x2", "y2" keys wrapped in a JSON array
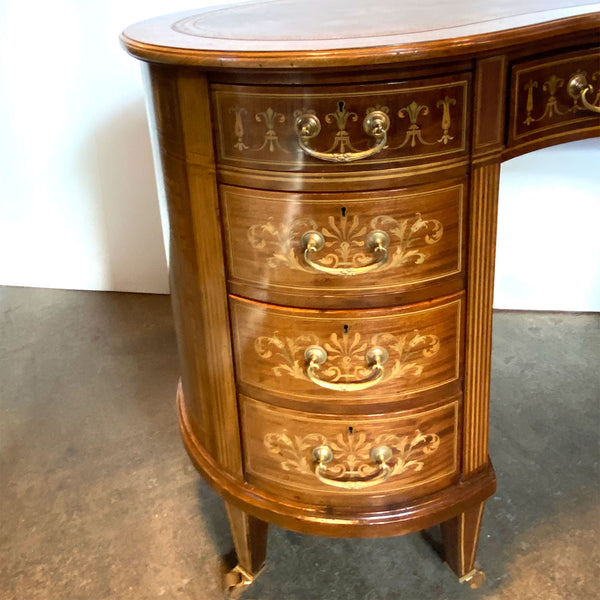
[{"x1": 0, "y1": 1, "x2": 598, "y2": 309}]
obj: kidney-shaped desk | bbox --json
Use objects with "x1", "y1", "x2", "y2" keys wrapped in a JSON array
[{"x1": 121, "y1": 2, "x2": 600, "y2": 596}]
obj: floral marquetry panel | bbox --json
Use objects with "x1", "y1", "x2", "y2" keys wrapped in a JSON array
[
  {"x1": 229, "y1": 293, "x2": 463, "y2": 410},
  {"x1": 509, "y1": 47, "x2": 600, "y2": 149},
  {"x1": 240, "y1": 394, "x2": 459, "y2": 507},
  {"x1": 221, "y1": 180, "x2": 465, "y2": 308},
  {"x1": 211, "y1": 76, "x2": 469, "y2": 173}
]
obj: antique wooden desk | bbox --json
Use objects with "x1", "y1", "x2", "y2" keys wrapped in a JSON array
[{"x1": 121, "y1": 2, "x2": 599, "y2": 596}]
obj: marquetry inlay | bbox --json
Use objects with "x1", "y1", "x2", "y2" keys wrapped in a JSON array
[
  {"x1": 123, "y1": 2, "x2": 599, "y2": 591},
  {"x1": 263, "y1": 428, "x2": 441, "y2": 485},
  {"x1": 511, "y1": 49, "x2": 600, "y2": 143},
  {"x1": 212, "y1": 79, "x2": 469, "y2": 169},
  {"x1": 247, "y1": 212, "x2": 443, "y2": 274},
  {"x1": 254, "y1": 328, "x2": 440, "y2": 386}
]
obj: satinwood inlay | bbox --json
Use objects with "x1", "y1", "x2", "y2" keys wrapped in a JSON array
[{"x1": 122, "y1": 1, "x2": 599, "y2": 592}]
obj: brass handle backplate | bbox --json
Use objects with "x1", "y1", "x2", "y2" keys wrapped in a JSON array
[
  {"x1": 304, "y1": 345, "x2": 388, "y2": 391},
  {"x1": 311, "y1": 443, "x2": 394, "y2": 489},
  {"x1": 567, "y1": 74, "x2": 600, "y2": 114},
  {"x1": 295, "y1": 110, "x2": 390, "y2": 162},
  {"x1": 301, "y1": 229, "x2": 390, "y2": 275}
]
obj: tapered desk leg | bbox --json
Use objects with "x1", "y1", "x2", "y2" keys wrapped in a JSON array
[
  {"x1": 224, "y1": 503, "x2": 268, "y2": 599},
  {"x1": 441, "y1": 501, "x2": 487, "y2": 588}
]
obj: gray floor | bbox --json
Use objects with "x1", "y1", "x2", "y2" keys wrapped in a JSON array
[{"x1": 1, "y1": 287, "x2": 598, "y2": 600}]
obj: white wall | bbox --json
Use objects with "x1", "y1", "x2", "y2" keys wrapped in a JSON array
[
  {"x1": 495, "y1": 138, "x2": 600, "y2": 311},
  {"x1": 0, "y1": 1, "x2": 217, "y2": 294},
  {"x1": 0, "y1": 1, "x2": 598, "y2": 309}
]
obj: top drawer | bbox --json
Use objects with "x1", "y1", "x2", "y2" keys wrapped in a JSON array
[
  {"x1": 508, "y1": 47, "x2": 600, "y2": 152},
  {"x1": 211, "y1": 75, "x2": 470, "y2": 182}
]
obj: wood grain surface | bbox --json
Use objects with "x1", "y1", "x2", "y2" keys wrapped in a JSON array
[
  {"x1": 141, "y1": 63, "x2": 244, "y2": 476},
  {"x1": 507, "y1": 47, "x2": 600, "y2": 156},
  {"x1": 178, "y1": 381, "x2": 497, "y2": 538},
  {"x1": 463, "y1": 164, "x2": 500, "y2": 475},
  {"x1": 211, "y1": 77, "x2": 469, "y2": 173},
  {"x1": 240, "y1": 394, "x2": 460, "y2": 508},
  {"x1": 221, "y1": 180, "x2": 465, "y2": 308},
  {"x1": 230, "y1": 293, "x2": 463, "y2": 410},
  {"x1": 125, "y1": 2, "x2": 598, "y2": 584}
]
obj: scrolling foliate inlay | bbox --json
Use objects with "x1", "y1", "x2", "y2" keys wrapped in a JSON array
[
  {"x1": 247, "y1": 212, "x2": 443, "y2": 273},
  {"x1": 263, "y1": 429, "x2": 440, "y2": 481},
  {"x1": 254, "y1": 328, "x2": 440, "y2": 385}
]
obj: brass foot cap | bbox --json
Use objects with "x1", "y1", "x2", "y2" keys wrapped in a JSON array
[
  {"x1": 224, "y1": 564, "x2": 260, "y2": 599},
  {"x1": 459, "y1": 568, "x2": 486, "y2": 589}
]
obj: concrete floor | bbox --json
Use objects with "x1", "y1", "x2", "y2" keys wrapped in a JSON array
[{"x1": 0, "y1": 286, "x2": 598, "y2": 600}]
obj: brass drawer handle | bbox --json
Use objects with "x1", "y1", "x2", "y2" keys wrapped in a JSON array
[
  {"x1": 567, "y1": 74, "x2": 600, "y2": 113},
  {"x1": 312, "y1": 444, "x2": 393, "y2": 489},
  {"x1": 304, "y1": 345, "x2": 388, "y2": 391},
  {"x1": 301, "y1": 230, "x2": 390, "y2": 275},
  {"x1": 295, "y1": 110, "x2": 390, "y2": 163}
]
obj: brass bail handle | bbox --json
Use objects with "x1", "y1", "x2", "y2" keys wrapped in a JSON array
[
  {"x1": 567, "y1": 73, "x2": 600, "y2": 113},
  {"x1": 295, "y1": 110, "x2": 390, "y2": 162},
  {"x1": 311, "y1": 442, "x2": 394, "y2": 489},
  {"x1": 304, "y1": 345, "x2": 389, "y2": 392},
  {"x1": 301, "y1": 229, "x2": 390, "y2": 276}
]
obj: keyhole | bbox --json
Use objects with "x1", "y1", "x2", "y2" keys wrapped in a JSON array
[
  {"x1": 341, "y1": 206, "x2": 347, "y2": 217},
  {"x1": 338, "y1": 100, "x2": 345, "y2": 112},
  {"x1": 343, "y1": 324, "x2": 349, "y2": 334},
  {"x1": 348, "y1": 426, "x2": 354, "y2": 435}
]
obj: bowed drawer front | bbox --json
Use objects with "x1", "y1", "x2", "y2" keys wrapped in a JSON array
[
  {"x1": 240, "y1": 395, "x2": 460, "y2": 508},
  {"x1": 508, "y1": 47, "x2": 600, "y2": 148},
  {"x1": 230, "y1": 293, "x2": 463, "y2": 409},
  {"x1": 222, "y1": 180, "x2": 465, "y2": 307},
  {"x1": 212, "y1": 75, "x2": 470, "y2": 175}
]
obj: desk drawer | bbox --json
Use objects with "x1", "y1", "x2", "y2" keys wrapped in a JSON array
[
  {"x1": 240, "y1": 395, "x2": 459, "y2": 507},
  {"x1": 230, "y1": 293, "x2": 462, "y2": 410},
  {"x1": 509, "y1": 47, "x2": 600, "y2": 148},
  {"x1": 212, "y1": 75, "x2": 469, "y2": 175},
  {"x1": 222, "y1": 180, "x2": 465, "y2": 308}
]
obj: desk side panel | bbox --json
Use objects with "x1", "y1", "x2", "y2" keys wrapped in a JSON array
[{"x1": 142, "y1": 63, "x2": 243, "y2": 477}]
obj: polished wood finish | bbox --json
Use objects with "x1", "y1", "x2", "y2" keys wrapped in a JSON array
[
  {"x1": 462, "y1": 55, "x2": 508, "y2": 477},
  {"x1": 225, "y1": 502, "x2": 268, "y2": 575},
  {"x1": 463, "y1": 164, "x2": 501, "y2": 475},
  {"x1": 178, "y1": 381, "x2": 497, "y2": 539},
  {"x1": 441, "y1": 502, "x2": 487, "y2": 581},
  {"x1": 212, "y1": 77, "x2": 469, "y2": 174},
  {"x1": 122, "y1": 1, "x2": 600, "y2": 592},
  {"x1": 230, "y1": 294, "x2": 463, "y2": 410},
  {"x1": 142, "y1": 64, "x2": 243, "y2": 475},
  {"x1": 221, "y1": 180, "x2": 465, "y2": 308},
  {"x1": 121, "y1": 2, "x2": 600, "y2": 68},
  {"x1": 240, "y1": 394, "x2": 460, "y2": 507},
  {"x1": 507, "y1": 47, "x2": 600, "y2": 156}
]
